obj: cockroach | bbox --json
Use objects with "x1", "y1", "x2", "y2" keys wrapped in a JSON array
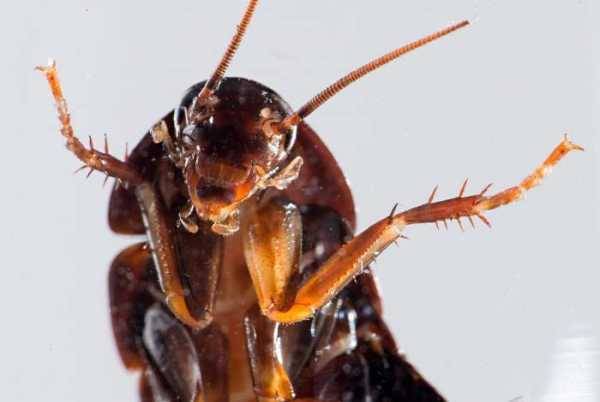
[{"x1": 38, "y1": 1, "x2": 583, "y2": 401}]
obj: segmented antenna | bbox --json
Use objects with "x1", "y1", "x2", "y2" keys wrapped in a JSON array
[
  {"x1": 193, "y1": 0, "x2": 259, "y2": 111},
  {"x1": 279, "y1": 20, "x2": 470, "y2": 130}
]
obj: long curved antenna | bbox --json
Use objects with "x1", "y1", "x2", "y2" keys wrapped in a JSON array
[
  {"x1": 192, "y1": 0, "x2": 259, "y2": 116},
  {"x1": 279, "y1": 20, "x2": 469, "y2": 130}
]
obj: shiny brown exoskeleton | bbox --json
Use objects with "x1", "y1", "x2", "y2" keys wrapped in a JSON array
[{"x1": 38, "y1": 1, "x2": 583, "y2": 401}]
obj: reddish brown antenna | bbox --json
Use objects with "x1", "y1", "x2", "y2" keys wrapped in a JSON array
[
  {"x1": 279, "y1": 20, "x2": 470, "y2": 130},
  {"x1": 192, "y1": 0, "x2": 259, "y2": 116}
]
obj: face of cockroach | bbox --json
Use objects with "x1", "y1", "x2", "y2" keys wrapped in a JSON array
[
  {"x1": 151, "y1": 78, "x2": 299, "y2": 235},
  {"x1": 141, "y1": 7, "x2": 468, "y2": 237}
]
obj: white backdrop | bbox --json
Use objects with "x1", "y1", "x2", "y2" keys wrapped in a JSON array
[{"x1": 1, "y1": 1, "x2": 598, "y2": 401}]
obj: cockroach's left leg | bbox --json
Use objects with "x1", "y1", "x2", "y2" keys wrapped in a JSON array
[
  {"x1": 37, "y1": 60, "x2": 142, "y2": 184},
  {"x1": 135, "y1": 182, "x2": 216, "y2": 330},
  {"x1": 250, "y1": 136, "x2": 582, "y2": 324}
]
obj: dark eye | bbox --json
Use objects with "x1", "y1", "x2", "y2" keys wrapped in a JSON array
[
  {"x1": 180, "y1": 124, "x2": 201, "y2": 151},
  {"x1": 182, "y1": 133, "x2": 195, "y2": 147}
]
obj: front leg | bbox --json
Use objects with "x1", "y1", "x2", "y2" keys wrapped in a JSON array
[
  {"x1": 37, "y1": 60, "x2": 142, "y2": 184},
  {"x1": 244, "y1": 136, "x2": 582, "y2": 324},
  {"x1": 136, "y1": 183, "x2": 217, "y2": 330}
]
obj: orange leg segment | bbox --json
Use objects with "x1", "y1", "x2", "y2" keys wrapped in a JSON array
[
  {"x1": 253, "y1": 136, "x2": 582, "y2": 324},
  {"x1": 37, "y1": 60, "x2": 142, "y2": 184}
]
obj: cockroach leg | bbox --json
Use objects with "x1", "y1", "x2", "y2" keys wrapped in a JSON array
[
  {"x1": 37, "y1": 60, "x2": 143, "y2": 185},
  {"x1": 473, "y1": 135, "x2": 583, "y2": 213},
  {"x1": 136, "y1": 183, "x2": 213, "y2": 330},
  {"x1": 242, "y1": 198, "x2": 302, "y2": 314},
  {"x1": 250, "y1": 137, "x2": 581, "y2": 324},
  {"x1": 244, "y1": 305, "x2": 295, "y2": 402},
  {"x1": 192, "y1": 325, "x2": 229, "y2": 402}
]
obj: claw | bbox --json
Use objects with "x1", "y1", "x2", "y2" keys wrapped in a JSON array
[
  {"x1": 563, "y1": 134, "x2": 584, "y2": 152},
  {"x1": 35, "y1": 59, "x2": 57, "y2": 74}
]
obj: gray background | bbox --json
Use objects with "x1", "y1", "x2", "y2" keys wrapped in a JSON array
[{"x1": 1, "y1": 1, "x2": 598, "y2": 401}]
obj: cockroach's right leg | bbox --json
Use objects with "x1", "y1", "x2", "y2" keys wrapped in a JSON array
[
  {"x1": 256, "y1": 136, "x2": 583, "y2": 323},
  {"x1": 244, "y1": 304, "x2": 295, "y2": 402},
  {"x1": 37, "y1": 60, "x2": 142, "y2": 185},
  {"x1": 244, "y1": 303, "x2": 331, "y2": 402}
]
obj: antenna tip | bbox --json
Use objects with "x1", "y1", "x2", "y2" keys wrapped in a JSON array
[{"x1": 456, "y1": 20, "x2": 470, "y2": 29}]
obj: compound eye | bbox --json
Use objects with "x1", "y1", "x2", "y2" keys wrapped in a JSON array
[
  {"x1": 180, "y1": 124, "x2": 203, "y2": 152},
  {"x1": 182, "y1": 131, "x2": 196, "y2": 148}
]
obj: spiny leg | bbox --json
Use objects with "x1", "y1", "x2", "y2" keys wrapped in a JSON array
[
  {"x1": 255, "y1": 136, "x2": 582, "y2": 323},
  {"x1": 135, "y1": 183, "x2": 215, "y2": 330},
  {"x1": 37, "y1": 60, "x2": 142, "y2": 184}
]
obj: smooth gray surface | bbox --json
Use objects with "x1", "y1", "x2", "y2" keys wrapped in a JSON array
[{"x1": 2, "y1": 1, "x2": 598, "y2": 401}]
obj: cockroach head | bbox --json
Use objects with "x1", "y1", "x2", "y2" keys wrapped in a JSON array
[
  {"x1": 148, "y1": 0, "x2": 468, "y2": 236},
  {"x1": 152, "y1": 78, "x2": 300, "y2": 236}
]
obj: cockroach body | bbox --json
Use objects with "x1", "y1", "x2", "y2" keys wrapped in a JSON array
[{"x1": 38, "y1": 1, "x2": 583, "y2": 402}]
